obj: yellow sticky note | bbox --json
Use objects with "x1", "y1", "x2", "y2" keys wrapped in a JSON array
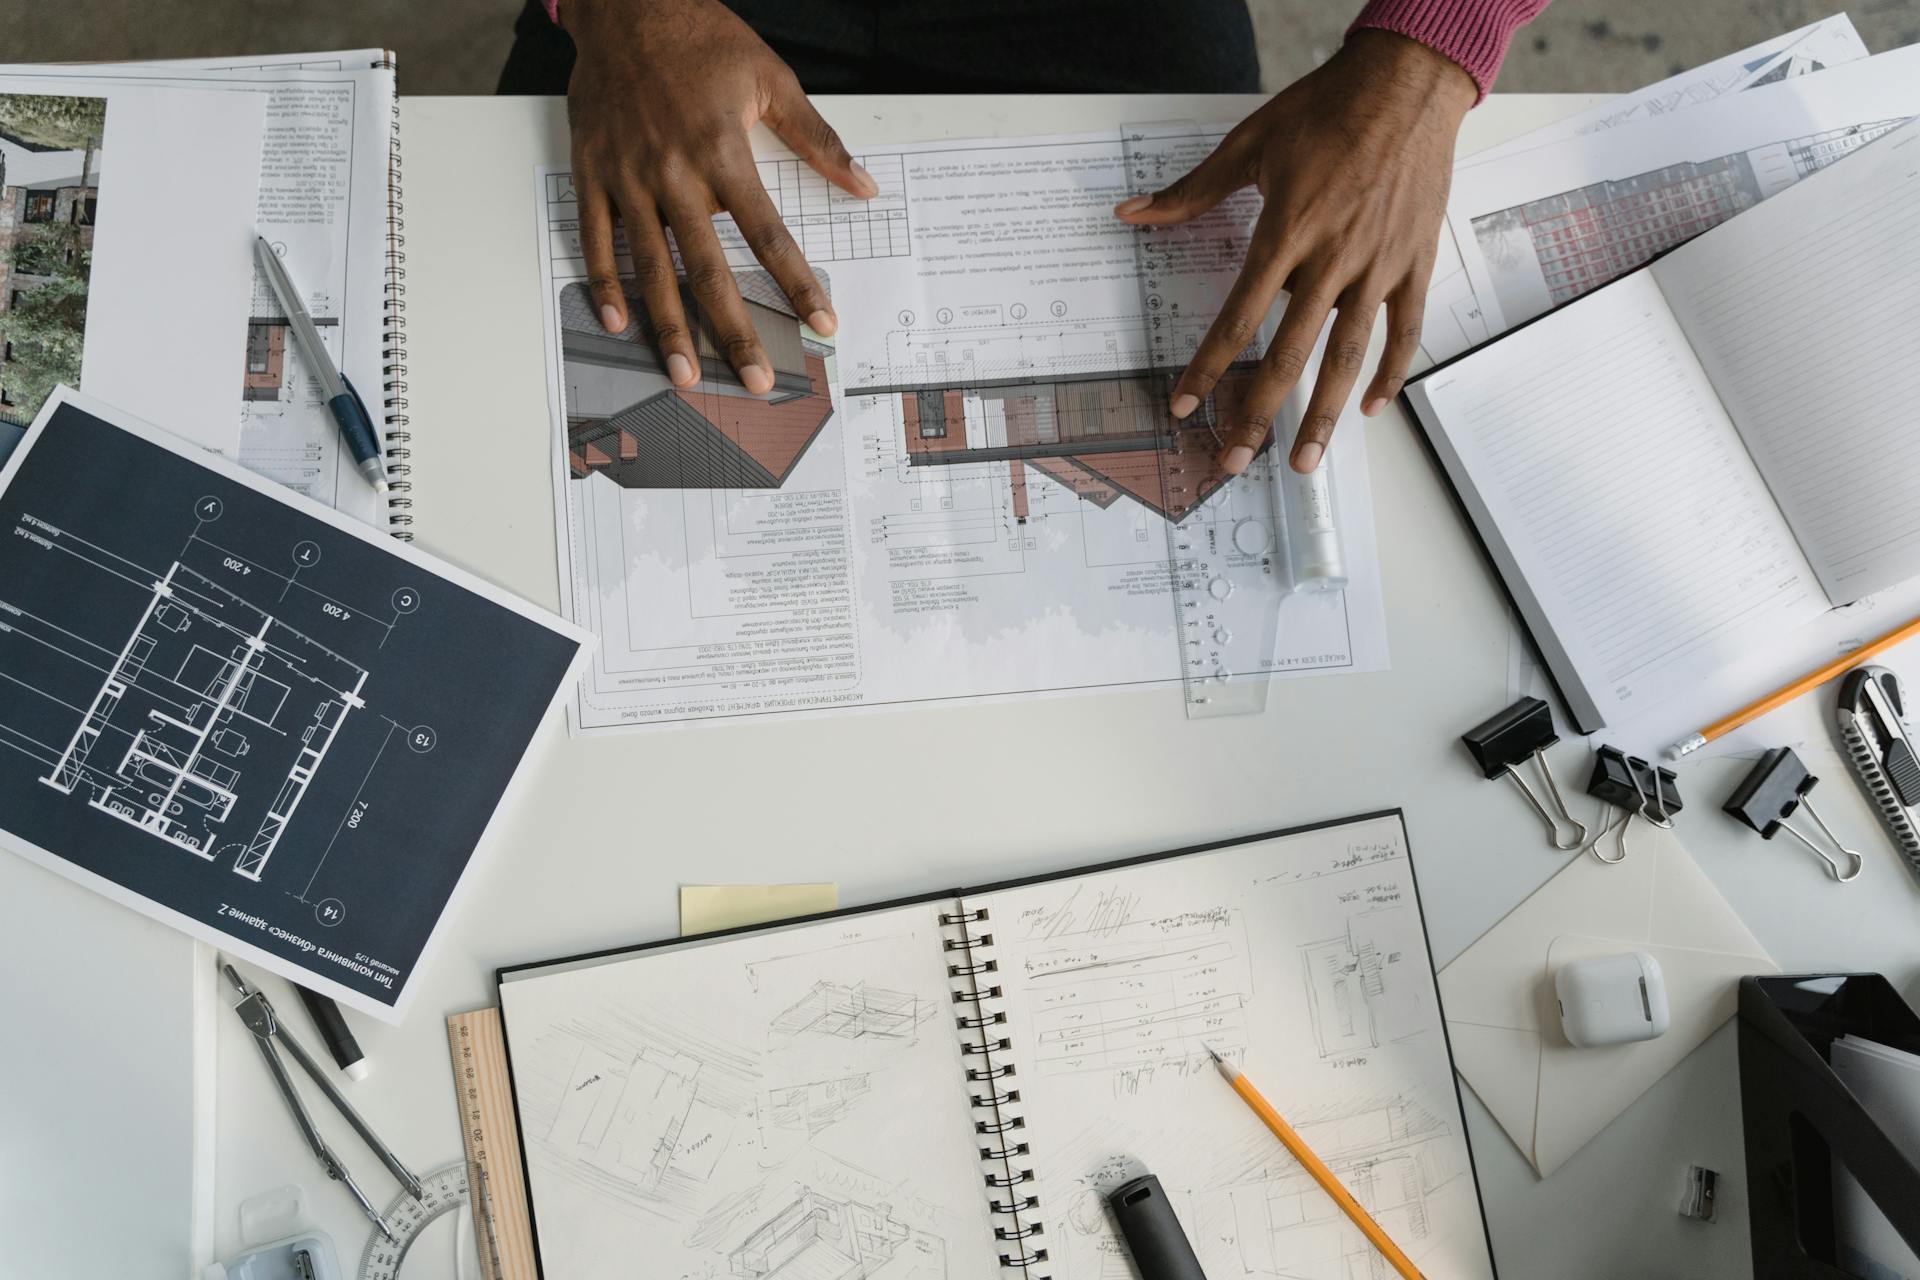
[{"x1": 680, "y1": 884, "x2": 838, "y2": 936}]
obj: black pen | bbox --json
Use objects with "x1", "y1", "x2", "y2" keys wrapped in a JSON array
[
  {"x1": 1108, "y1": 1174, "x2": 1207, "y2": 1280},
  {"x1": 296, "y1": 985, "x2": 369, "y2": 1082}
]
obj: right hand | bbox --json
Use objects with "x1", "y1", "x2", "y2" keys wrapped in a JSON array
[{"x1": 561, "y1": 0, "x2": 876, "y2": 393}]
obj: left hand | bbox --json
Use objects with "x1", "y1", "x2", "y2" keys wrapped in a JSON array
[{"x1": 1114, "y1": 29, "x2": 1477, "y2": 474}]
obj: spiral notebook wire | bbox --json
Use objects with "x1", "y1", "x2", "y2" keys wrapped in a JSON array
[
  {"x1": 941, "y1": 903, "x2": 1050, "y2": 1276},
  {"x1": 378, "y1": 49, "x2": 412, "y2": 540}
]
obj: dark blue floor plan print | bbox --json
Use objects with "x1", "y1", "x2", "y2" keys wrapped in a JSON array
[{"x1": 0, "y1": 397, "x2": 585, "y2": 1014}]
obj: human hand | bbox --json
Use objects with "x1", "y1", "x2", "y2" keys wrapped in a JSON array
[
  {"x1": 562, "y1": 0, "x2": 876, "y2": 392},
  {"x1": 1114, "y1": 29, "x2": 1476, "y2": 473}
]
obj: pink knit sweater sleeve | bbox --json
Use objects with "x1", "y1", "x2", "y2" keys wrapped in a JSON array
[{"x1": 1350, "y1": 0, "x2": 1552, "y2": 100}]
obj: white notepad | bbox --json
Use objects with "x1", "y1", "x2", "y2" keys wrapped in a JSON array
[
  {"x1": 498, "y1": 812, "x2": 1497, "y2": 1280},
  {"x1": 1405, "y1": 120, "x2": 1920, "y2": 734}
]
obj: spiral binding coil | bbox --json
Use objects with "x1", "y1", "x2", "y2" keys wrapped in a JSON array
[
  {"x1": 380, "y1": 68, "x2": 413, "y2": 540},
  {"x1": 939, "y1": 904, "x2": 1049, "y2": 1276}
]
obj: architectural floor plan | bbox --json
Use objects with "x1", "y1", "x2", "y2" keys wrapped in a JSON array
[
  {"x1": 0, "y1": 393, "x2": 586, "y2": 1016},
  {"x1": 538, "y1": 128, "x2": 1389, "y2": 732}
]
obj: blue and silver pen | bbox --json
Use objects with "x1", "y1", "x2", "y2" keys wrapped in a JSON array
[{"x1": 252, "y1": 236, "x2": 386, "y2": 494}]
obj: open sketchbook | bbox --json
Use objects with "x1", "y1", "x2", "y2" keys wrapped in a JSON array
[
  {"x1": 1405, "y1": 119, "x2": 1920, "y2": 735},
  {"x1": 497, "y1": 812, "x2": 1497, "y2": 1279}
]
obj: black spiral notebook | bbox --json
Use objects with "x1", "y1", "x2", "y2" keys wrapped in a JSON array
[{"x1": 496, "y1": 811, "x2": 1497, "y2": 1279}]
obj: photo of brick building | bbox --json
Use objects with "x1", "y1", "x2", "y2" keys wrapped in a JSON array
[
  {"x1": 0, "y1": 93, "x2": 105, "y2": 426},
  {"x1": 561, "y1": 269, "x2": 837, "y2": 491}
]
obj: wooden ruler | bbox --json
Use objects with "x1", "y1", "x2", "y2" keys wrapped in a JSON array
[{"x1": 445, "y1": 1007, "x2": 538, "y2": 1280}]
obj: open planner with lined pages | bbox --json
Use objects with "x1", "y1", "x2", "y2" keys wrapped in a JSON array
[
  {"x1": 1405, "y1": 119, "x2": 1920, "y2": 735},
  {"x1": 496, "y1": 812, "x2": 1497, "y2": 1280}
]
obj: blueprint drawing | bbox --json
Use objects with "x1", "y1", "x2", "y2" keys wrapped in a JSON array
[{"x1": 0, "y1": 392, "x2": 586, "y2": 1016}]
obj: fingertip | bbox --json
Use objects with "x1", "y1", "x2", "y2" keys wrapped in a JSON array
[
  {"x1": 599, "y1": 304, "x2": 625, "y2": 334},
  {"x1": 1291, "y1": 440, "x2": 1325, "y2": 473},
  {"x1": 1169, "y1": 392, "x2": 1198, "y2": 419},
  {"x1": 1114, "y1": 194, "x2": 1152, "y2": 217},
  {"x1": 741, "y1": 364, "x2": 773, "y2": 395},
  {"x1": 1222, "y1": 445, "x2": 1255, "y2": 475},
  {"x1": 1361, "y1": 396, "x2": 1386, "y2": 417},
  {"x1": 667, "y1": 352, "x2": 696, "y2": 387},
  {"x1": 850, "y1": 161, "x2": 879, "y2": 199},
  {"x1": 806, "y1": 309, "x2": 837, "y2": 337}
]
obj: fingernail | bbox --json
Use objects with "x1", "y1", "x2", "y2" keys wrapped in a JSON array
[
  {"x1": 741, "y1": 364, "x2": 772, "y2": 394},
  {"x1": 666, "y1": 353, "x2": 695, "y2": 386},
  {"x1": 1114, "y1": 194, "x2": 1152, "y2": 216},
  {"x1": 807, "y1": 309, "x2": 837, "y2": 336},
  {"x1": 1169, "y1": 393, "x2": 1198, "y2": 418},
  {"x1": 1223, "y1": 445, "x2": 1254, "y2": 474},
  {"x1": 1362, "y1": 397, "x2": 1386, "y2": 417},
  {"x1": 1292, "y1": 441, "x2": 1324, "y2": 472},
  {"x1": 851, "y1": 161, "x2": 878, "y2": 196},
  {"x1": 599, "y1": 304, "x2": 624, "y2": 333}
]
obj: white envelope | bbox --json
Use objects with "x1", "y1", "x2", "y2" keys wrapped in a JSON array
[{"x1": 1438, "y1": 823, "x2": 1777, "y2": 1177}]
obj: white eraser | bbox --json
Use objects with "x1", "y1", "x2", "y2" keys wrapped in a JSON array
[{"x1": 344, "y1": 1059, "x2": 371, "y2": 1083}]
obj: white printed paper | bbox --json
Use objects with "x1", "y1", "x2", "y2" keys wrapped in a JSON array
[
  {"x1": 537, "y1": 129, "x2": 1390, "y2": 732},
  {"x1": 0, "y1": 52, "x2": 401, "y2": 527}
]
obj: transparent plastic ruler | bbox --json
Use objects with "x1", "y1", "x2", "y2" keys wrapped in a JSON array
[
  {"x1": 1121, "y1": 122, "x2": 1283, "y2": 718},
  {"x1": 356, "y1": 1161, "x2": 475, "y2": 1280}
]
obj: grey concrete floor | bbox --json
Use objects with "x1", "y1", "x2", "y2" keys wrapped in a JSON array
[{"x1": 1, "y1": 1, "x2": 1915, "y2": 95}]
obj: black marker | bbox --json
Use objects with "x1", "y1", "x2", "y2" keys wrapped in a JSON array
[
  {"x1": 296, "y1": 986, "x2": 369, "y2": 1081},
  {"x1": 1108, "y1": 1174, "x2": 1207, "y2": 1280}
]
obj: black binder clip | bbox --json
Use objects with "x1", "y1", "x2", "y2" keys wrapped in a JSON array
[
  {"x1": 1723, "y1": 747, "x2": 1864, "y2": 883},
  {"x1": 1463, "y1": 697, "x2": 1589, "y2": 851},
  {"x1": 1584, "y1": 746, "x2": 1682, "y2": 865}
]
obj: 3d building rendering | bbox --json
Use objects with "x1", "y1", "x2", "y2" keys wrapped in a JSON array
[{"x1": 562, "y1": 271, "x2": 836, "y2": 491}]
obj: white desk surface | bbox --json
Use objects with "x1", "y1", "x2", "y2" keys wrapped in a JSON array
[{"x1": 187, "y1": 92, "x2": 1920, "y2": 1278}]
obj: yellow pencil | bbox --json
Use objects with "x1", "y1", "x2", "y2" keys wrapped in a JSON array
[
  {"x1": 1667, "y1": 610, "x2": 1920, "y2": 759},
  {"x1": 1206, "y1": 1046, "x2": 1425, "y2": 1280}
]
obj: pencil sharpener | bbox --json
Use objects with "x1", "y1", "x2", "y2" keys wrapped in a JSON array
[{"x1": 1556, "y1": 951, "x2": 1670, "y2": 1048}]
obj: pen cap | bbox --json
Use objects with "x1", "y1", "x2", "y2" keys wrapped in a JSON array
[{"x1": 1107, "y1": 1174, "x2": 1207, "y2": 1280}]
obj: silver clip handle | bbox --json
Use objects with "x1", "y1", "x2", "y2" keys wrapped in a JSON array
[{"x1": 1505, "y1": 750, "x2": 1590, "y2": 851}]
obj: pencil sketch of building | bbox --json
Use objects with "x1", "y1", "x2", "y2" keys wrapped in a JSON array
[
  {"x1": 730, "y1": 1187, "x2": 945, "y2": 1280},
  {"x1": 548, "y1": 1042, "x2": 734, "y2": 1198},
  {"x1": 770, "y1": 981, "x2": 934, "y2": 1042},
  {"x1": 1214, "y1": 1095, "x2": 1466, "y2": 1280},
  {"x1": 1300, "y1": 906, "x2": 1426, "y2": 1060},
  {"x1": 761, "y1": 1073, "x2": 874, "y2": 1135},
  {"x1": 562, "y1": 269, "x2": 837, "y2": 490}
]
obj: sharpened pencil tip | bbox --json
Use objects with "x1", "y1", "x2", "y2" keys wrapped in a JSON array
[{"x1": 1204, "y1": 1043, "x2": 1223, "y2": 1063}]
